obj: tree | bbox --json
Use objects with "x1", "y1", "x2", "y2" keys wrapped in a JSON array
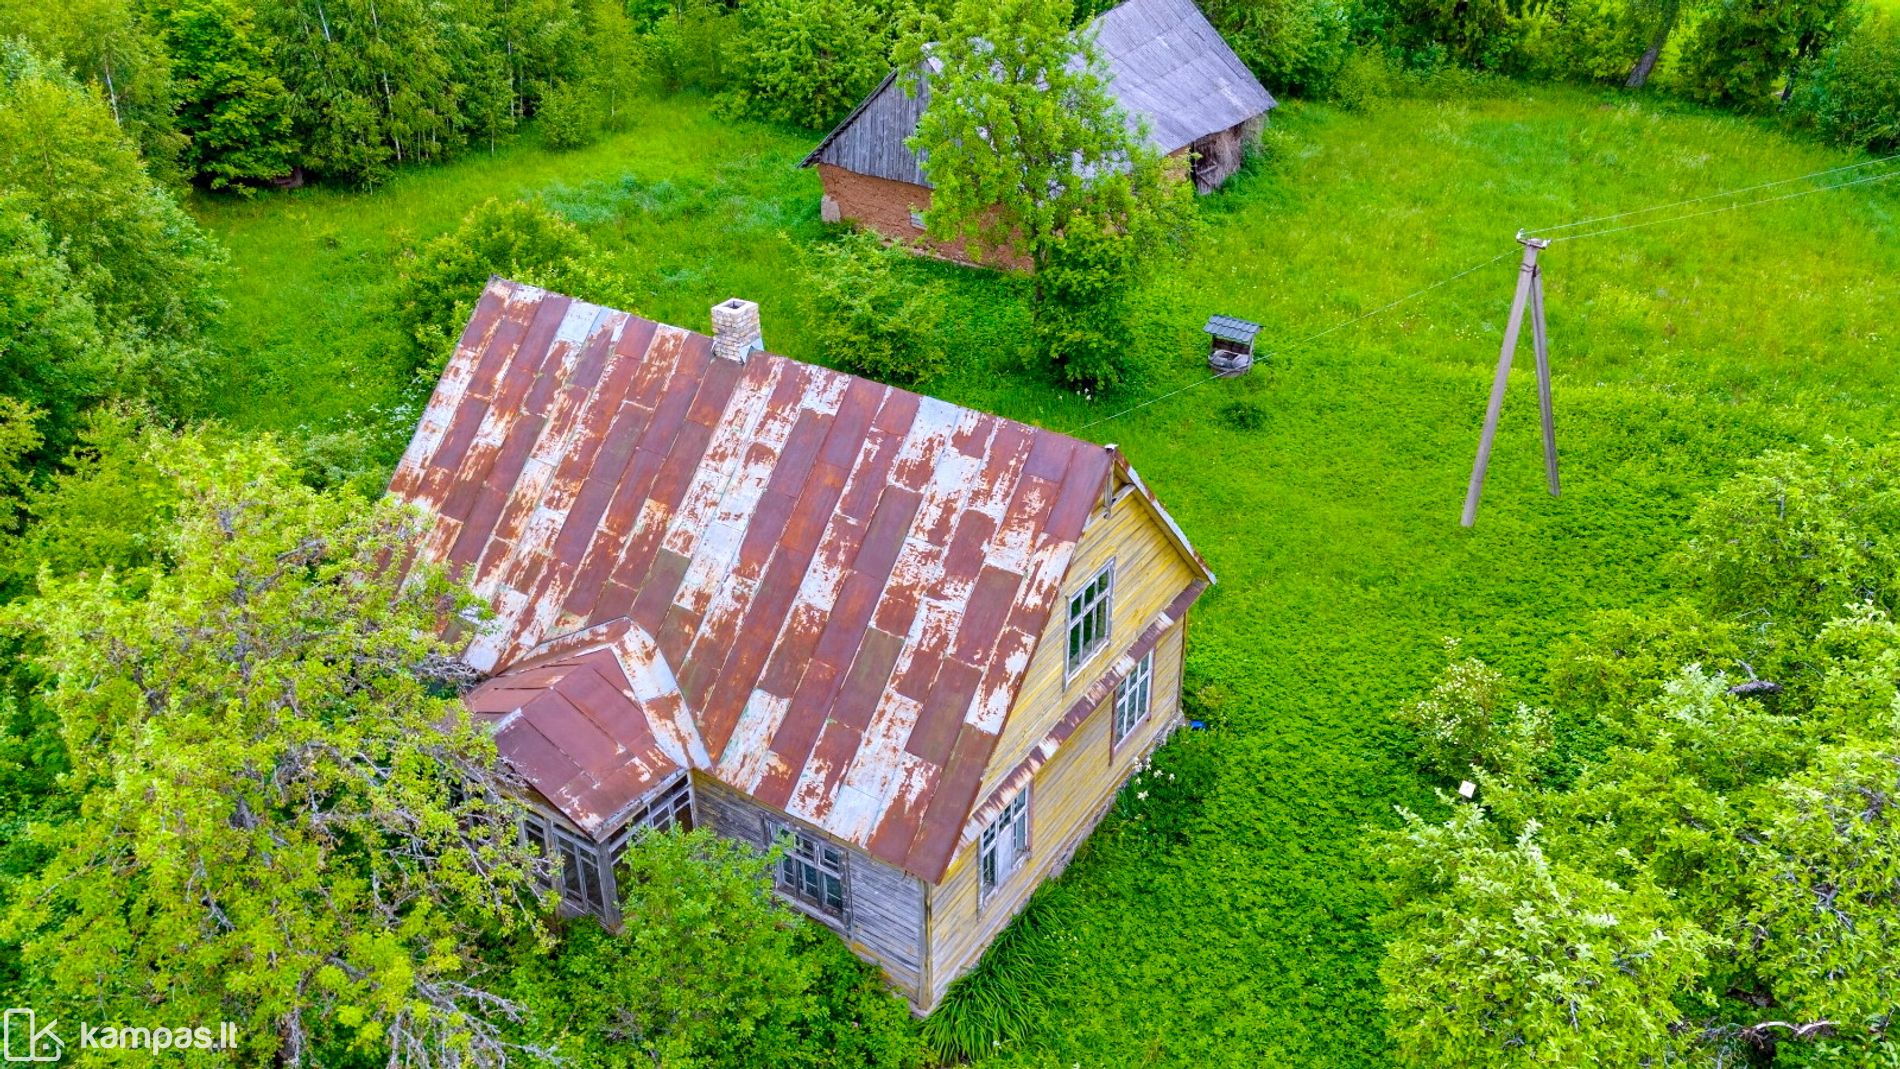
[
  {"x1": 0, "y1": 44, "x2": 225, "y2": 348},
  {"x1": 725, "y1": 0, "x2": 891, "y2": 128},
  {"x1": 0, "y1": 201, "x2": 114, "y2": 451},
  {"x1": 900, "y1": 0, "x2": 1189, "y2": 390},
  {"x1": 1380, "y1": 438, "x2": 1900, "y2": 1067},
  {"x1": 1376, "y1": 806, "x2": 1711, "y2": 1067},
  {"x1": 509, "y1": 829, "x2": 921, "y2": 1068},
  {"x1": 155, "y1": 0, "x2": 297, "y2": 188},
  {"x1": 803, "y1": 230, "x2": 947, "y2": 386},
  {"x1": 2, "y1": 429, "x2": 553, "y2": 1067},
  {"x1": 579, "y1": 0, "x2": 642, "y2": 133},
  {"x1": 1743, "y1": 742, "x2": 1900, "y2": 1051},
  {"x1": 1625, "y1": 0, "x2": 1688, "y2": 87},
  {"x1": 0, "y1": 44, "x2": 224, "y2": 418},
  {"x1": 1678, "y1": 436, "x2": 1900, "y2": 665},
  {"x1": 1199, "y1": 0, "x2": 1351, "y2": 95},
  {"x1": 0, "y1": 0, "x2": 184, "y2": 182},
  {"x1": 259, "y1": 0, "x2": 464, "y2": 182},
  {"x1": 1790, "y1": 13, "x2": 1900, "y2": 152},
  {"x1": 1678, "y1": 0, "x2": 1860, "y2": 108},
  {"x1": 394, "y1": 198, "x2": 637, "y2": 373}
]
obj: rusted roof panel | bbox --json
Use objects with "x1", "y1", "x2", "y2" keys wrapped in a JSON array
[{"x1": 392, "y1": 279, "x2": 1201, "y2": 882}]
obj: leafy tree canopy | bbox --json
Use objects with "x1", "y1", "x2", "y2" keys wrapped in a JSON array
[
  {"x1": 1382, "y1": 436, "x2": 1900, "y2": 1067},
  {"x1": 2, "y1": 427, "x2": 553, "y2": 1067}
]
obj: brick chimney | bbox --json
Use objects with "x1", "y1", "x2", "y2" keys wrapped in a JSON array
[{"x1": 710, "y1": 298, "x2": 763, "y2": 363}]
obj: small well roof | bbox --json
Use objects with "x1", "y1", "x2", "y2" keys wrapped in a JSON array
[{"x1": 1203, "y1": 314, "x2": 1262, "y2": 343}]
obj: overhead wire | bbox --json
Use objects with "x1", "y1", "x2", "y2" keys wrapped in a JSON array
[
  {"x1": 1070, "y1": 247, "x2": 1517, "y2": 433},
  {"x1": 1524, "y1": 151, "x2": 1900, "y2": 237},
  {"x1": 1070, "y1": 151, "x2": 1900, "y2": 434},
  {"x1": 1541, "y1": 165, "x2": 1900, "y2": 243}
]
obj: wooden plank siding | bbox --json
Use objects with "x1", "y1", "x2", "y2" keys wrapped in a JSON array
[
  {"x1": 692, "y1": 772, "x2": 929, "y2": 996},
  {"x1": 919, "y1": 481, "x2": 1200, "y2": 1008}
]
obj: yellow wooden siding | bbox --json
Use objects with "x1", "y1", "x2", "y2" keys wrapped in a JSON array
[
  {"x1": 982, "y1": 487, "x2": 1198, "y2": 797},
  {"x1": 920, "y1": 617, "x2": 1189, "y2": 1009}
]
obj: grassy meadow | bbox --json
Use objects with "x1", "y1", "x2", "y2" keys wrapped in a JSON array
[{"x1": 193, "y1": 83, "x2": 1900, "y2": 1068}]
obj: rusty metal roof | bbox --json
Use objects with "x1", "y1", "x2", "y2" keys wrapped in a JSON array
[{"x1": 392, "y1": 278, "x2": 1198, "y2": 882}]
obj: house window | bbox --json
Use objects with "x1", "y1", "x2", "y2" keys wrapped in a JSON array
[
  {"x1": 524, "y1": 813, "x2": 610, "y2": 918},
  {"x1": 979, "y1": 789, "x2": 1030, "y2": 898},
  {"x1": 1066, "y1": 564, "x2": 1113, "y2": 676},
  {"x1": 1113, "y1": 651, "x2": 1154, "y2": 745},
  {"x1": 774, "y1": 825, "x2": 846, "y2": 917}
]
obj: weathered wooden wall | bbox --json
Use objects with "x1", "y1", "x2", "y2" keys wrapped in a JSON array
[
  {"x1": 693, "y1": 773, "x2": 929, "y2": 999},
  {"x1": 1188, "y1": 114, "x2": 1264, "y2": 193},
  {"x1": 919, "y1": 481, "x2": 1200, "y2": 1009}
]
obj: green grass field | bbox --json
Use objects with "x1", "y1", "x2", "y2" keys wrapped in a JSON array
[{"x1": 193, "y1": 83, "x2": 1900, "y2": 1067}]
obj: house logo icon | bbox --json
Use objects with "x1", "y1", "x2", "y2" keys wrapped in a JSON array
[{"x1": 2, "y1": 1009, "x2": 61, "y2": 1062}]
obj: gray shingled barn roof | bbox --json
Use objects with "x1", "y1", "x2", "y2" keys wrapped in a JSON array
[{"x1": 802, "y1": 0, "x2": 1276, "y2": 187}]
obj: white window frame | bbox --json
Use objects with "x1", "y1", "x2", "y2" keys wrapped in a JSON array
[
  {"x1": 978, "y1": 787, "x2": 1031, "y2": 902},
  {"x1": 1112, "y1": 650, "x2": 1155, "y2": 748},
  {"x1": 1064, "y1": 562, "x2": 1114, "y2": 680},
  {"x1": 771, "y1": 822, "x2": 847, "y2": 918}
]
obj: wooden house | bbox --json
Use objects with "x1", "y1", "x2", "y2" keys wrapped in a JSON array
[
  {"x1": 389, "y1": 280, "x2": 1213, "y2": 1012},
  {"x1": 801, "y1": 0, "x2": 1277, "y2": 264}
]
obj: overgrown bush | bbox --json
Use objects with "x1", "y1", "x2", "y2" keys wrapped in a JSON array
[
  {"x1": 723, "y1": 0, "x2": 891, "y2": 128},
  {"x1": 1394, "y1": 642, "x2": 1551, "y2": 780},
  {"x1": 1676, "y1": 0, "x2": 1858, "y2": 109},
  {"x1": 1036, "y1": 217, "x2": 1144, "y2": 393},
  {"x1": 803, "y1": 231, "x2": 947, "y2": 386},
  {"x1": 538, "y1": 79, "x2": 603, "y2": 150},
  {"x1": 1330, "y1": 46, "x2": 1398, "y2": 109},
  {"x1": 1512, "y1": 0, "x2": 1652, "y2": 83},
  {"x1": 1790, "y1": 13, "x2": 1900, "y2": 151},
  {"x1": 919, "y1": 903, "x2": 1050, "y2": 1062},
  {"x1": 641, "y1": 0, "x2": 734, "y2": 95},
  {"x1": 1201, "y1": 0, "x2": 1352, "y2": 95},
  {"x1": 508, "y1": 829, "x2": 922, "y2": 1068},
  {"x1": 393, "y1": 198, "x2": 636, "y2": 373}
]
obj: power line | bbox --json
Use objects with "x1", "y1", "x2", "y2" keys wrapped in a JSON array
[
  {"x1": 1526, "y1": 152, "x2": 1900, "y2": 237},
  {"x1": 1070, "y1": 247, "x2": 1517, "y2": 433},
  {"x1": 1071, "y1": 155, "x2": 1900, "y2": 435},
  {"x1": 1547, "y1": 166, "x2": 1900, "y2": 243}
]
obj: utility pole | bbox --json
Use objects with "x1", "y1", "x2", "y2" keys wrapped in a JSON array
[{"x1": 1462, "y1": 232, "x2": 1559, "y2": 528}]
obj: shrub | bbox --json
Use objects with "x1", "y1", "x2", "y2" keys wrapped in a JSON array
[
  {"x1": 1035, "y1": 216, "x2": 1144, "y2": 393},
  {"x1": 1394, "y1": 642, "x2": 1551, "y2": 780},
  {"x1": 640, "y1": 0, "x2": 733, "y2": 95},
  {"x1": 1330, "y1": 46, "x2": 1397, "y2": 109},
  {"x1": 394, "y1": 198, "x2": 636, "y2": 373},
  {"x1": 1677, "y1": 435, "x2": 1900, "y2": 659},
  {"x1": 537, "y1": 79, "x2": 602, "y2": 150},
  {"x1": 803, "y1": 231, "x2": 947, "y2": 386},
  {"x1": 1790, "y1": 13, "x2": 1900, "y2": 152},
  {"x1": 508, "y1": 829, "x2": 922, "y2": 1069},
  {"x1": 723, "y1": 0, "x2": 890, "y2": 128},
  {"x1": 1201, "y1": 0, "x2": 1352, "y2": 96},
  {"x1": 1676, "y1": 0, "x2": 1858, "y2": 110}
]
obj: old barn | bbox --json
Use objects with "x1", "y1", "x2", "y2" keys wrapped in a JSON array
[
  {"x1": 801, "y1": 0, "x2": 1277, "y2": 261},
  {"x1": 391, "y1": 279, "x2": 1213, "y2": 1012}
]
